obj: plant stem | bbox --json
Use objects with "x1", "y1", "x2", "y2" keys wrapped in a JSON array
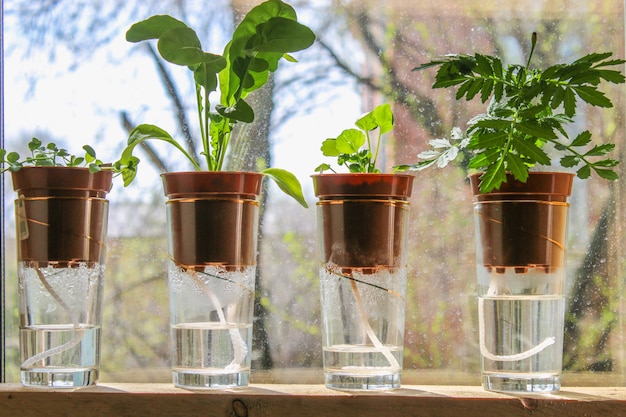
[{"x1": 349, "y1": 276, "x2": 401, "y2": 372}]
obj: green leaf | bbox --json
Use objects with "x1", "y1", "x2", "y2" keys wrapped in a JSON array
[
  {"x1": 480, "y1": 78, "x2": 494, "y2": 102},
  {"x1": 594, "y1": 167, "x2": 619, "y2": 180},
  {"x1": 465, "y1": 79, "x2": 484, "y2": 101},
  {"x1": 573, "y1": 85, "x2": 613, "y2": 108},
  {"x1": 479, "y1": 163, "x2": 508, "y2": 193},
  {"x1": 320, "y1": 139, "x2": 340, "y2": 157},
  {"x1": 157, "y1": 27, "x2": 206, "y2": 66},
  {"x1": 505, "y1": 153, "x2": 529, "y2": 183},
  {"x1": 596, "y1": 69, "x2": 626, "y2": 84},
  {"x1": 577, "y1": 164, "x2": 591, "y2": 179},
  {"x1": 570, "y1": 130, "x2": 592, "y2": 147},
  {"x1": 252, "y1": 17, "x2": 316, "y2": 53},
  {"x1": 562, "y1": 88, "x2": 577, "y2": 117},
  {"x1": 474, "y1": 54, "x2": 493, "y2": 76},
  {"x1": 355, "y1": 103, "x2": 394, "y2": 134},
  {"x1": 584, "y1": 143, "x2": 615, "y2": 157},
  {"x1": 119, "y1": 124, "x2": 200, "y2": 186},
  {"x1": 83, "y1": 145, "x2": 96, "y2": 159},
  {"x1": 126, "y1": 15, "x2": 187, "y2": 42},
  {"x1": 515, "y1": 121, "x2": 557, "y2": 139},
  {"x1": 467, "y1": 131, "x2": 507, "y2": 149},
  {"x1": 511, "y1": 136, "x2": 551, "y2": 165},
  {"x1": 216, "y1": 98, "x2": 254, "y2": 123},
  {"x1": 336, "y1": 129, "x2": 365, "y2": 154},
  {"x1": 7, "y1": 152, "x2": 20, "y2": 163},
  {"x1": 560, "y1": 155, "x2": 580, "y2": 168},
  {"x1": 262, "y1": 167, "x2": 308, "y2": 208},
  {"x1": 314, "y1": 163, "x2": 332, "y2": 172}
]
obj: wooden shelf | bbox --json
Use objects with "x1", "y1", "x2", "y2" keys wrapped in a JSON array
[{"x1": 0, "y1": 383, "x2": 624, "y2": 417}]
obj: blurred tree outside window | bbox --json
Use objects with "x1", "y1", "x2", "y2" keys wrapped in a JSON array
[{"x1": 1, "y1": 0, "x2": 624, "y2": 385}]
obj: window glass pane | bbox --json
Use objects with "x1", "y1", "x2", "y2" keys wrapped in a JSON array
[{"x1": 2, "y1": 0, "x2": 624, "y2": 385}]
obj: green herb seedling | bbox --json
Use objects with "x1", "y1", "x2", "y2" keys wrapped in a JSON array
[
  {"x1": 1, "y1": 137, "x2": 106, "y2": 174},
  {"x1": 315, "y1": 103, "x2": 394, "y2": 173},
  {"x1": 116, "y1": 0, "x2": 315, "y2": 207},
  {"x1": 397, "y1": 32, "x2": 625, "y2": 193}
]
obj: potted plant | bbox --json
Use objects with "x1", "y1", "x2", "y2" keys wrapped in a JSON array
[
  {"x1": 1, "y1": 138, "x2": 114, "y2": 388},
  {"x1": 115, "y1": 0, "x2": 315, "y2": 389},
  {"x1": 398, "y1": 33, "x2": 625, "y2": 393},
  {"x1": 312, "y1": 103, "x2": 414, "y2": 391}
]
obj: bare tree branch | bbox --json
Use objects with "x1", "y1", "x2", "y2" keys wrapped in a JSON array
[{"x1": 144, "y1": 43, "x2": 200, "y2": 166}]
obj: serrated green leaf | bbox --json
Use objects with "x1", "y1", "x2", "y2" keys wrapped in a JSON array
[
  {"x1": 594, "y1": 167, "x2": 619, "y2": 180},
  {"x1": 467, "y1": 131, "x2": 507, "y2": 149},
  {"x1": 474, "y1": 119, "x2": 512, "y2": 130},
  {"x1": 570, "y1": 130, "x2": 592, "y2": 147},
  {"x1": 479, "y1": 163, "x2": 508, "y2": 193},
  {"x1": 505, "y1": 153, "x2": 529, "y2": 183},
  {"x1": 573, "y1": 85, "x2": 613, "y2": 108},
  {"x1": 577, "y1": 165, "x2": 591, "y2": 179},
  {"x1": 474, "y1": 54, "x2": 493, "y2": 76},
  {"x1": 480, "y1": 78, "x2": 494, "y2": 102},
  {"x1": 455, "y1": 79, "x2": 473, "y2": 100},
  {"x1": 511, "y1": 136, "x2": 551, "y2": 165},
  {"x1": 465, "y1": 79, "x2": 484, "y2": 101},
  {"x1": 584, "y1": 143, "x2": 615, "y2": 157},
  {"x1": 553, "y1": 88, "x2": 576, "y2": 117},
  {"x1": 596, "y1": 69, "x2": 626, "y2": 84},
  {"x1": 560, "y1": 155, "x2": 580, "y2": 168},
  {"x1": 592, "y1": 158, "x2": 619, "y2": 167},
  {"x1": 516, "y1": 121, "x2": 557, "y2": 139}
]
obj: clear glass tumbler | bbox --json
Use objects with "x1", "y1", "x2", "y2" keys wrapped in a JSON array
[
  {"x1": 13, "y1": 167, "x2": 111, "y2": 388},
  {"x1": 313, "y1": 173, "x2": 413, "y2": 391},
  {"x1": 471, "y1": 172, "x2": 573, "y2": 394},
  {"x1": 163, "y1": 172, "x2": 261, "y2": 389}
]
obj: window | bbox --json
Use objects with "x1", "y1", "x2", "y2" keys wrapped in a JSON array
[{"x1": 2, "y1": 0, "x2": 625, "y2": 390}]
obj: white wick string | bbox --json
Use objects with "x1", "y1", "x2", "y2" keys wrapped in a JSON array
[
  {"x1": 21, "y1": 267, "x2": 92, "y2": 370},
  {"x1": 190, "y1": 270, "x2": 248, "y2": 371},
  {"x1": 478, "y1": 296, "x2": 555, "y2": 362},
  {"x1": 350, "y1": 278, "x2": 401, "y2": 372}
]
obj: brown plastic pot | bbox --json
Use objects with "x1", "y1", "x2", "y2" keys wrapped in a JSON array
[
  {"x1": 11, "y1": 167, "x2": 113, "y2": 267},
  {"x1": 469, "y1": 172, "x2": 574, "y2": 273},
  {"x1": 312, "y1": 173, "x2": 414, "y2": 271},
  {"x1": 162, "y1": 171, "x2": 263, "y2": 270}
]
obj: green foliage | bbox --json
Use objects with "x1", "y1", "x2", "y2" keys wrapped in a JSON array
[
  {"x1": 116, "y1": 0, "x2": 315, "y2": 207},
  {"x1": 0, "y1": 137, "x2": 107, "y2": 173},
  {"x1": 315, "y1": 103, "x2": 394, "y2": 173},
  {"x1": 403, "y1": 33, "x2": 625, "y2": 193}
]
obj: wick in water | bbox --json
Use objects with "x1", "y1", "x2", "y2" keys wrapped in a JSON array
[
  {"x1": 478, "y1": 296, "x2": 555, "y2": 362},
  {"x1": 190, "y1": 269, "x2": 248, "y2": 371},
  {"x1": 349, "y1": 274, "x2": 401, "y2": 372},
  {"x1": 21, "y1": 267, "x2": 89, "y2": 370}
]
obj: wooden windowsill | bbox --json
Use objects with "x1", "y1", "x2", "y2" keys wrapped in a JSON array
[{"x1": 0, "y1": 383, "x2": 624, "y2": 417}]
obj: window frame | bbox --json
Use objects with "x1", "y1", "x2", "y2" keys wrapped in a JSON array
[{"x1": 0, "y1": 1, "x2": 624, "y2": 412}]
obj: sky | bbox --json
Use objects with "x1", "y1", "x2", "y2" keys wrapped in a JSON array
[{"x1": 2, "y1": 2, "x2": 363, "y2": 207}]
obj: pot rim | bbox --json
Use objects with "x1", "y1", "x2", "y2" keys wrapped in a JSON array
[
  {"x1": 469, "y1": 171, "x2": 574, "y2": 202},
  {"x1": 312, "y1": 172, "x2": 414, "y2": 199},
  {"x1": 11, "y1": 166, "x2": 113, "y2": 196},
  {"x1": 162, "y1": 171, "x2": 264, "y2": 198}
]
